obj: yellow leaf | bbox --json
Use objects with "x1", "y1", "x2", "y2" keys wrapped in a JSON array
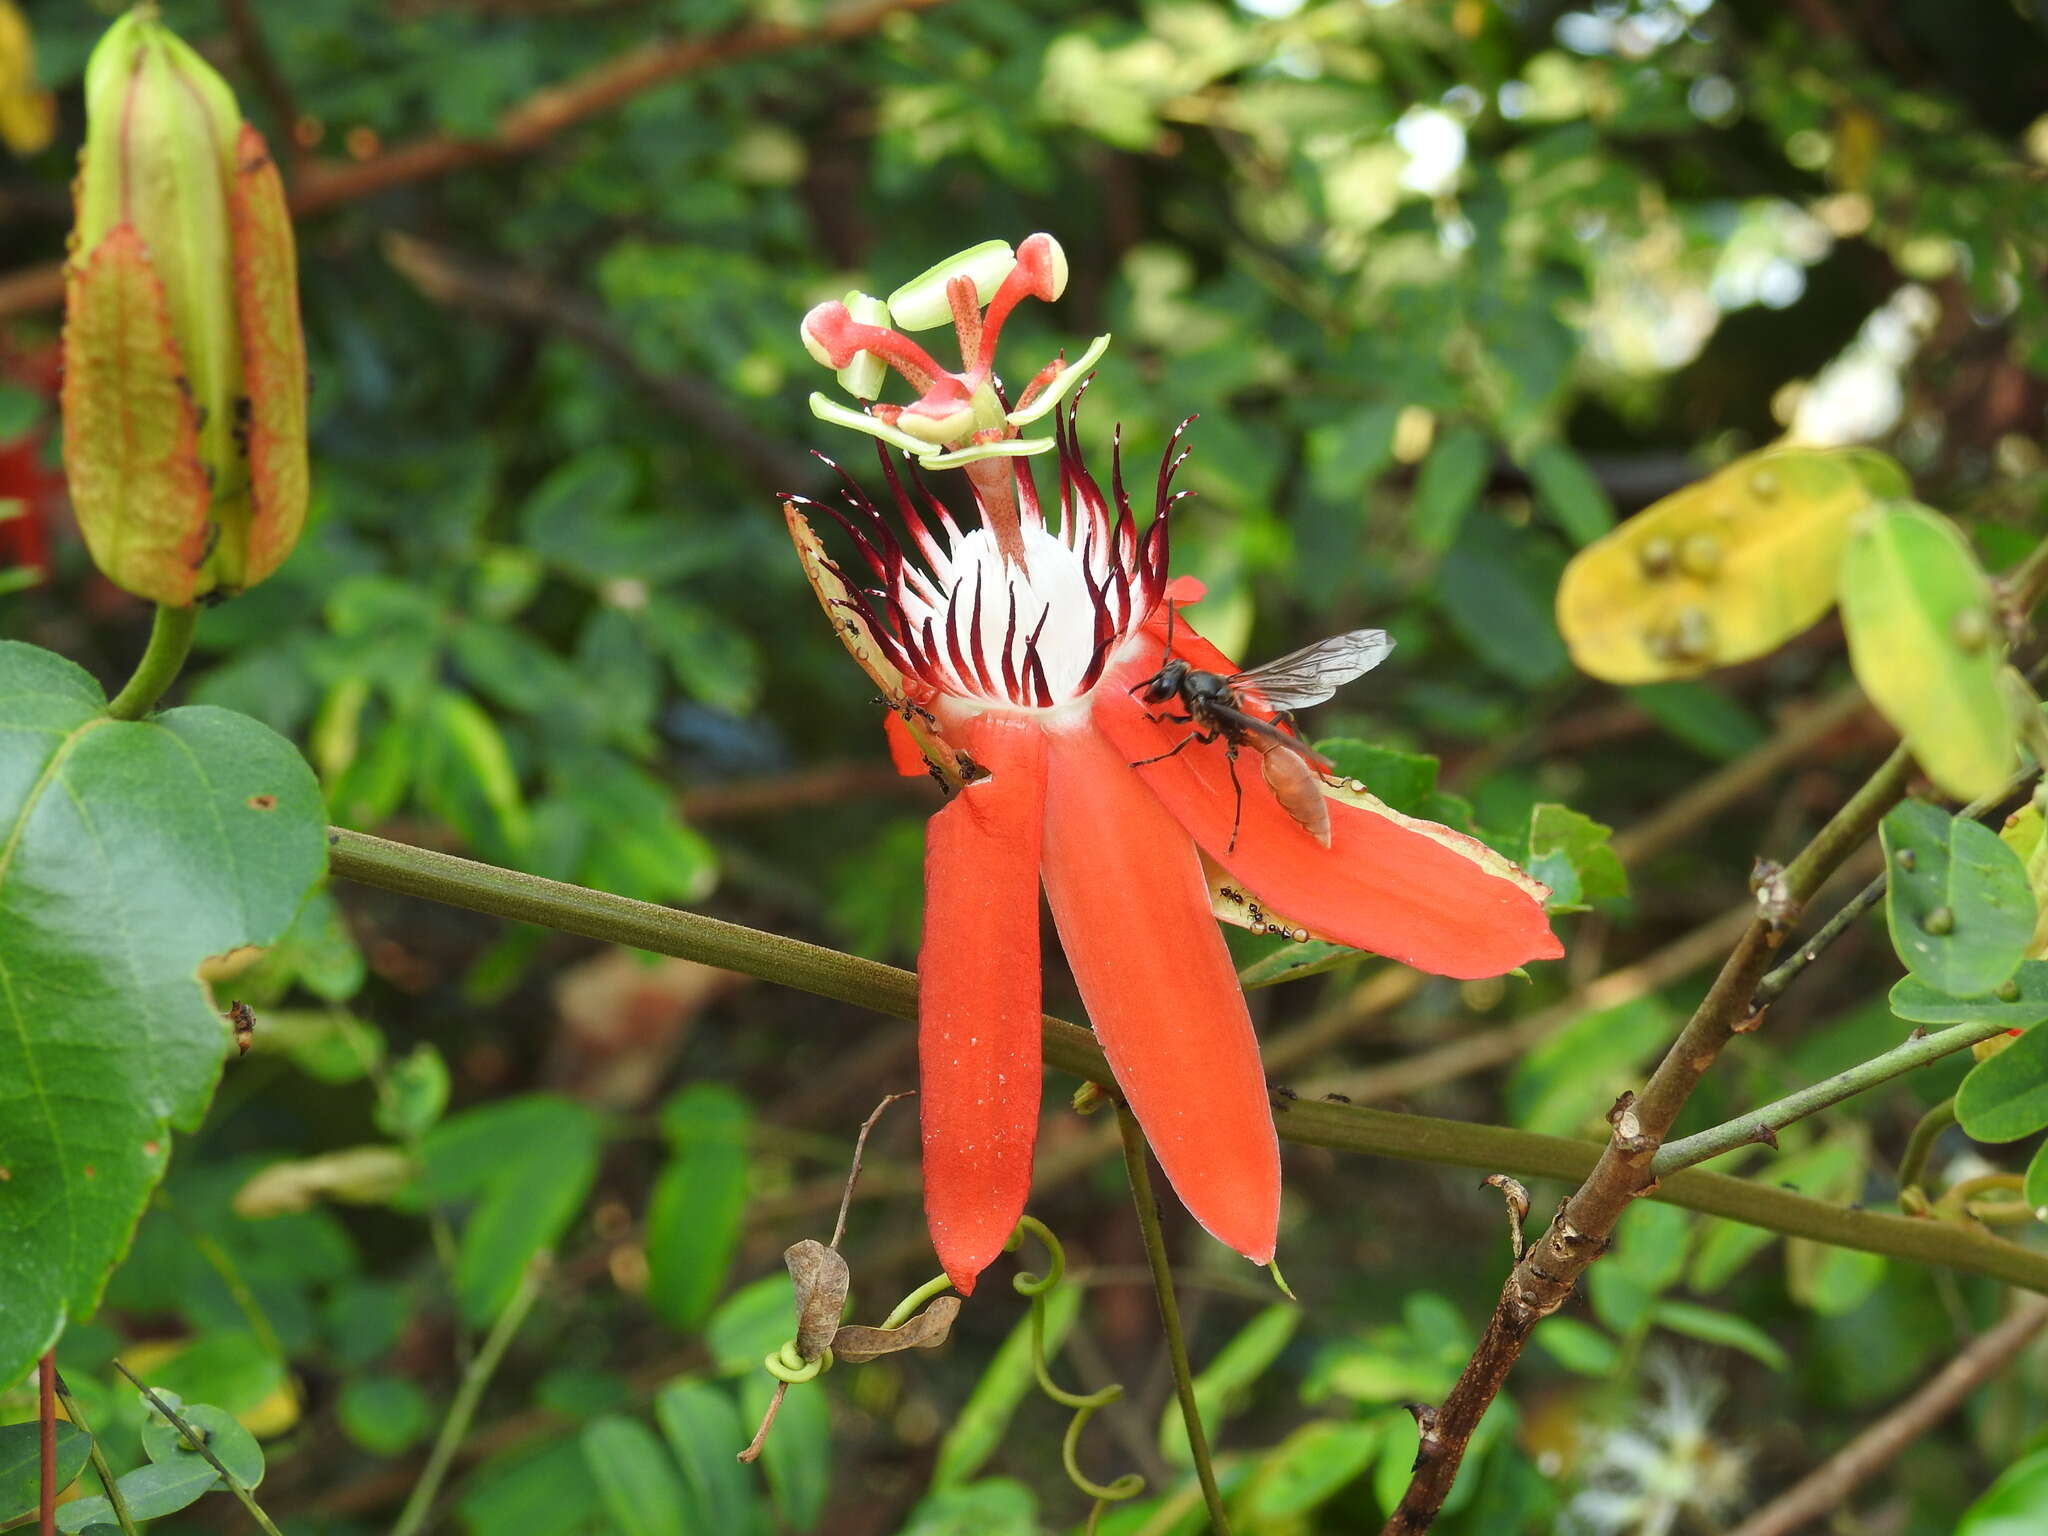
[{"x1": 1555, "y1": 446, "x2": 1905, "y2": 683}]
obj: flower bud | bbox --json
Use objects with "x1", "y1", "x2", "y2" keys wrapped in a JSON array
[{"x1": 62, "y1": 5, "x2": 308, "y2": 605}]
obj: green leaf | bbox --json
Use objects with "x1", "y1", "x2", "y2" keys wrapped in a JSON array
[
  {"x1": 1522, "y1": 439, "x2": 1615, "y2": 546},
  {"x1": 1158, "y1": 1304, "x2": 1299, "y2": 1464},
  {"x1": 55, "y1": 1455, "x2": 224, "y2": 1532},
  {"x1": 418, "y1": 688, "x2": 530, "y2": 862},
  {"x1": 653, "y1": 1379, "x2": 756, "y2": 1530},
  {"x1": 1957, "y1": 1024, "x2": 2048, "y2": 1142},
  {"x1": 1526, "y1": 803, "x2": 1627, "y2": 912},
  {"x1": 645, "y1": 1083, "x2": 751, "y2": 1331},
  {"x1": 581, "y1": 1415, "x2": 687, "y2": 1536},
  {"x1": 1437, "y1": 514, "x2": 1571, "y2": 687},
  {"x1": 2027, "y1": 1139, "x2": 2048, "y2": 1211},
  {"x1": 896, "y1": 1479, "x2": 1039, "y2": 1536},
  {"x1": 1304, "y1": 404, "x2": 1400, "y2": 502},
  {"x1": 0, "y1": 642, "x2": 327, "y2": 1392},
  {"x1": 1411, "y1": 425, "x2": 1492, "y2": 552},
  {"x1": 932, "y1": 1284, "x2": 1082, "y2": 1487},
  {"x1": 1240, "y1": 1419, "x2": 1380, "y2": 1519},
  {"x1": 704, "y1": 1276, "x2": 800, "y2": 1375},
  {"x1": 337, "y1": 1375, "x2": 433, "y2": 1456},
  {"x1": 420, "y1": 1095, "x2": 602, "y2": 1323},
  {"x1": 1532, "y1": 1317, "x2": 1618, "y2": 1376},
  {"x1": 1315, "y1": 740, "x2": 1440, "y2": 816},
  {"x1": 1882, "y1": 802, "x2": 2035, "y2": 997},
  {"x1": 1958, "y1": 1448, "x2": 2048, "y2": 1534},
  {"x1": 1508, "y1": 996, "x2": 1673, "y2": 1138},
  {"x1": 741, "y1": 1371, "x2": 830, "y2": 1530},
  {"x1": 1841, "y1": 503, "x2": 2016, "y2": 800},
  {"x1": 1625, "y1": 682, "x2": 1768, "y2": 761},
  {"x1": 457, "y1": 1438, "x2": 604, "y2": 1536},
  {"x1": 374, "y1": 1045, "x2": 451, "y2": 1140},
  {"x1": 1650, "y1": 1300, "x2": 1789, "y2": 1370},
  {"x1": 138, "y1": 1401, "x2": 264, "y2": 1486},
  {"x1": 0, "y1": 1421, "x2": 90, "y2": 1522},
  {"x1": 1890, "y1": 961, "x2": 2048, "y2": 1029}
]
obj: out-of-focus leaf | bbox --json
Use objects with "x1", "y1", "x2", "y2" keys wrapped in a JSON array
[
  {"x1": 1624, "y1": 681, "x2": 1768, "y2": 760},
  {"x1": 1957, "y1": 1448, "x2": 2048, "y2": 1534},
  {"x1": 654, "y1": 1379, "x2": 755, "y2": 1530},
  {"x1": 417, "y1": 687, "x2": 530, "y2": 861},
  {"x1": 1240, "y1": 1419, "x2": 1380, "y2": 1519},
  {"x1": 1159, "y1": 1304, "x2": 1299, "y2": 1464},
  {"x1": 1556, "y1": 447, "x2": 1898, "y2": 683},
  {"x1": 133, "y1": 1333, "x2": 282, "y2": 1421},
  {"x1": 457, "y1": 1438, "x2": 604, "y2": 1536},
  {"x1": 581, "y1": 1415, "x2": 686, "y2": 1536},
  {"x1": 337, "y1": 1375, "x2": 432, "y2": 1456},
  {"x1": 375, "y1": 1044, "x2": 451, "y2": 1140},
  {"x1": 645, "y1": 1083, "x2": 751, "y2": 1332},
  {"x1": 1882, "y1": 802, "x2": 2035, "y2": 998},
  {"x1": 706, "y1": 1276, "x2": 802, "y2": 1373},
  {"x1": 1410, "y1": 424, "x2": 1491, "y2": 552},
  {"x1": 1650, "y1": 1301, "x2": 1789, "y2": 1370},
  {"x1": 741, "y1": 1370, "x2": 830, "y2": 1530},
  {"x1": 1305, "y1": 403, "x2": 1400, "y2": 502},
  {"x1": 895, "y1": 1477, "x2": 1038, "y2": 1536},
  {"x1": 2027, "y1": 1139, "x2": 2048, "y2": 1213},
  {"x1": 1956, "y1": 1023, "x2": 2048, "y2": 1142},
  {"x1": 1588, "y1": 1200, "x2": 1689, "y2": 1333},
  {"x1": 1437, "y1": 514, "x2": 1570, "y2": 686},
  {"x1": 932, "y1": 1283, "x2": 1082, "y2": 1487},
  {"x1": 1526, "y1": 803, "x2": 1627, "y2": 912},
  {"x1": 0, "y1": 1422, "x2": 89, "y2": 1523},
  {"x1": 1841, "y1": 503, "x2": 2015, "y2": 799},
  {"x1": 1532, "y1": 1317, "x2": 1618, "y2": 1376},
  {"x1": 1316, "y1": 739, "x2": 1441, "y2": 817},
  {"x1": 1509, "y1": 996, "x2": 1672, "y2": 1137},
  {"x1": 1521, "y1": 439, "x2": 1614, "y2": 546}
]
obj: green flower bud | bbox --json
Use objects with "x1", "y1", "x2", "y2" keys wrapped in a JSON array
[{"x1": 62, "y1": 4, "x2": 308, "y2": 605}]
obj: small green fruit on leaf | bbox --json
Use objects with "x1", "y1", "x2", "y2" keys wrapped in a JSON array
[
  {"x1": 1555, "y1": 446, "x2": 1903, "y2": 683},
  {"x1": 0, "y1": 642, "x2": 326, "y2": 1392},
  {"x1": 1840, "y1": 502, "x2": 2016, "y2": 800},
  {"x1": 1881, "y1": 801, "x2": 2035, "y2": 999}
]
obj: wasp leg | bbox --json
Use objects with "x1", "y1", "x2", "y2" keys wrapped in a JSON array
[
  {"x1": 1131, "y1": 728, "x2": 1216, "y2": 767},
  {"x1": 1224, "y1": 741, "x2": 1245, "y2": 854},
  {"x1": 1142, "y1": 710, "x2": 1195, "y2": 726}
]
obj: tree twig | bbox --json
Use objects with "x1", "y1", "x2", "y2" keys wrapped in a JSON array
[
  {"x1": 1651, "y1": 1019, "x2": 2012, "y2": 1174},
  {"x1": 325, "y1": 824, "x2": 2048, "y2": 1295},
  {"x1": 1749, "y1": 872, "x2": 1885, "y2": 1011},
  {"x1": 0, "y1": 0, "x2": 954, "y2": 322},
  {"x1": 48, "y1": 1373, "x2": 138, "y2": 1536},
  {"x1": 1724, "y1": 1296, "x2": 2048, "y2": 1536},
  {"x1": 1115, "y1": 1105, "x2": 1230, "y2": 1535},
  {"x1": 1378, "y1": 741, "x2": 1918, "y2": 1535}
]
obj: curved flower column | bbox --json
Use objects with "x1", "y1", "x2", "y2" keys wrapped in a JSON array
[{"x1": 785, "y1": 238, "x2": 1563, "y2": 1292}]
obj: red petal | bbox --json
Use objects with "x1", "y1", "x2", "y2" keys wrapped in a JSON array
[
  {"x1": 1039, "y1": 724, "x2": 1278, "y2": 1264},
  {"x1": 1095, "y1": 637, "x2": 1562, "y2": 981},
  {"x1": 883, "y1": 710, "x2": 929, "y2": 778},
  {"x1": 920, "y1": 712, "x2": 1048, "y2": 1293}
]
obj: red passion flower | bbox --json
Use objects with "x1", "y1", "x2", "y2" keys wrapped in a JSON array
[{"x1": 787, "y1": 240, "x2": 1563, "y2": 1293}]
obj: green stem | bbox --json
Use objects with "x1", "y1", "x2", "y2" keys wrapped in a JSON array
[
  {"x1": 49, "y1": 1372, "x2": 139, "y2": 1536},
  {"x1": 390, "y1": 1257, "x2": 547, "y2": 1536},
  {"x1": 1750, "y1": 873, "x2": 1885, "y2": 1010},
  {"x1": 1898, "y1": 1096, "x2": 1959, "y2": 1201},
  {"x1": 104, "y1": 604, "x2": 198, "y2": 722},
  {"x1": 1116, "y1": 1105, "x2": 1229, "y2": 1536},
  {"x1": 1652, "y1": 1020, "x2": 2009, "y2": 1175},
  {"x1": 110, "y1": 1363, "x2": 285, "y2": 1536},
  {"x1": 326, "y1": 827, "x2": 2048, "y2": 1295},
  {"x1": 879, "y1": 1274, "x2": 954, "y2": 1331}
]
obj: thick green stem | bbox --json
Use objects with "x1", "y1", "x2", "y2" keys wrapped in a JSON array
[
  {"x1": 325, "y1": 826, "x2": 2048, "y2": 1296},
  {"x1": 1115, "y1": 1105, "x2": 1229, "y2": 1535},
  {"x1": 49, "y1": 1372, "x2": 139, "y2": 1536},
  {"x1": 1652, "y1": 1019, "x2": 2009, "y2": 1175},
  {"x1": 104, "y1": 604, "x2": 198, "y2": 721},
  {"x1": 390, "y1": 1257, "x2": 547, "y2": 1536}
]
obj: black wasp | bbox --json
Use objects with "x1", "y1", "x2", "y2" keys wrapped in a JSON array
[{"x1": 1129, "y1": 610, "x2": 1393, "y2": 851}]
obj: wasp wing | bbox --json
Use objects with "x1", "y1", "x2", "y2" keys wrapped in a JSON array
[{"x1": 1230, "y1": 629, "x2": 1394, "y2": 712}]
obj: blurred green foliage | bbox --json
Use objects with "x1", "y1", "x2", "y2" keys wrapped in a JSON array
[{"x1": 7, "y1": 0, "x2": 2048, "y2": 1531}]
